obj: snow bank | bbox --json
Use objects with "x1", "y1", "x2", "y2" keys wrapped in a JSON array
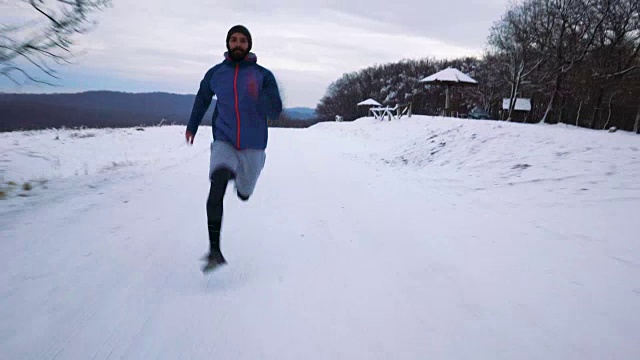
[
  {"x1": 0, "y1": 126, "x2": 209, "y2": 203},
  {"x1": 314, "y1": 115, "x2": 640, "y2": 201}
]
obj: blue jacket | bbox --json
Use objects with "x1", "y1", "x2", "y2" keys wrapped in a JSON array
[{"x1": 187, "y1": 52, "x2": 282, "y2": 150}]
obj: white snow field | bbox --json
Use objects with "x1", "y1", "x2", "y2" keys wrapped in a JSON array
[{"x1": 1, "y1": 115, "x2": 639, "y2": 359}]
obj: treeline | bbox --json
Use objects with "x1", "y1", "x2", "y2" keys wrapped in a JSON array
[
  {"x1": 316, "y1": 0, "x2": 640, "y2": 133},
  {"x1": 0, "y1": 91, "x2": 318, "y2": 132},
  {"x1": 268, "y1": 113, "x2": 323, "y2": 128},
  {"x1": 0, "y1": 91, "x2": 203, "y2": 131},
  {"x1": 316, "y1": 57, "x2": 481, "y2": 121},
  {"x1": 0, "y1": 99, "x2": 179, "y2": 131}
]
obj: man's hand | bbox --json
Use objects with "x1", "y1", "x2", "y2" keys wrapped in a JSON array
[{"x1": 185, "y1": 130, "x2": 195, "y2": 145}]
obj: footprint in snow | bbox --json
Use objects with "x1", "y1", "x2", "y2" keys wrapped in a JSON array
[{"x1": 512, "y1": 164, "x2": 532, "y2": 170}]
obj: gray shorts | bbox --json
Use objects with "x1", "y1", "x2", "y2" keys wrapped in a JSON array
[{"x1": 209, "y1": 140, "x2": 266, "y2": 197}]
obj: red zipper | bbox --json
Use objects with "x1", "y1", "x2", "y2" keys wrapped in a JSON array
[{"x1": 234, "y1": 63, "x2": 241, "y2": 149}]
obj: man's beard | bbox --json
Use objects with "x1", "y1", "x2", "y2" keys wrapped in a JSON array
[{"x1": 229, "y1": 48, "x2": 248, "y2": 61}]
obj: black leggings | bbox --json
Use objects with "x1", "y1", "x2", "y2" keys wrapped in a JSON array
[{"x1": 206, "y1": 168, "x2": 234, "y2": 252}]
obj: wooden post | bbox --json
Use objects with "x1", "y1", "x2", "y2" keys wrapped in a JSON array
[
  {"x1": 445, "y1": 84, "x2": 450, "y2": 117},
  {"x1": 634, "y1": 101, "x2": 640, "y2": 134}
]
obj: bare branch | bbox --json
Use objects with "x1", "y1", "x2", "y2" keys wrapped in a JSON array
[
  {"x1": 1, "y1": 0, "x2": 111, "y2": 85},
  {"x1": 1, "y1": 65, "x2": 58, "y2": 86},
  {"x1": 603, "y1": 65, "x2": 640, "y2": 79},
  {"x1": 29, "y1": 0, "x2": 64, "y2": 29}
]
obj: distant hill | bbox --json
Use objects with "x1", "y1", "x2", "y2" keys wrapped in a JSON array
[
  {"x1": 0, "y1": 91, "x2": 318, "y2": 131},
  {"x1": 283, "y1": 107, "x2": 316, "y2": 120}
]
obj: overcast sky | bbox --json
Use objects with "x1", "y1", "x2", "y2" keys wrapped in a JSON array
[{"x1": 0, "y1": 0, "x2": 509, "y2": 108}]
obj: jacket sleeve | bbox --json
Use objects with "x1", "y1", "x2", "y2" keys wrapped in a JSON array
[
  {"x1": 260, "y1": 70, "x2": 283, "y2": 121},
  {"x1": 187, "y1": 68, "x2": 215, "y2": 135}
]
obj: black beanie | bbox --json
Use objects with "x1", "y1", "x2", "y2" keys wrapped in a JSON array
[{"x1": 226, "y1": 25, "x2": 252, "y2": 52}]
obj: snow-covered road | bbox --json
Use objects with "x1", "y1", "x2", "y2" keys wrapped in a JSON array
[{"x1": 1, "y1": 117, "x2": 639, "y2": 359}]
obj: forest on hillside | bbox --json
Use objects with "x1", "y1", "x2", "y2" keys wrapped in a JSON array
[
  {"x1": 316, "y1": 0, "x2": 640, "y2": 133},
  {"x1": 0, "y1": 92, "x2": 320, "y2": 132}
]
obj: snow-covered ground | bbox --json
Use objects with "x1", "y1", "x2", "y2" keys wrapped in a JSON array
[{"x1": 1, "y1": 115, "x2": 639, "y2": 359}]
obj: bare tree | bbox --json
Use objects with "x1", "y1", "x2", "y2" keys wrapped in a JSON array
[
  {"x1": 1, "y1": 0, "x2": 112, "y2": 85},
  {"x1": 586, "y1": 0, "x2": 640, "y2": 128},
  {"x1": 528, "y1": 0, "x2": 615, "y2": 123},
  {"x1": 488, "y1": 1, "x2": 544, "y2": 121},
  {"x1": 459, "y1": 52, "x2": 505, "y2": 116},
  {"x1": 481, "y1": 0, "x2": 639, "y2": 130}
]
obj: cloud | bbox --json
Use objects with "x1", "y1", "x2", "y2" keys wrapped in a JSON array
[{"x1": 0, "y1": 0, "x2": 509, "y2": 107}]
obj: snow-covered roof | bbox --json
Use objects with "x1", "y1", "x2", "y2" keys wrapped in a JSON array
[
  {"x1": 357, "y1": 98, "x2": 382, "y2": 106},
  {"x1": 502, "y1": 98, "x2": 532, "y2": 111},
  {"x1": 419, "y1": 67, "x2": 478, "y2": 84}
]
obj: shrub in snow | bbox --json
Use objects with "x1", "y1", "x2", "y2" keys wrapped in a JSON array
[{"x1": 70, "y1": 132, "x2": 96, "y2": 139}]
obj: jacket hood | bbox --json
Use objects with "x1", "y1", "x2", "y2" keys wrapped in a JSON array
[{"x1": 224, "y1": 51, "x2": 257, "y2": 64}]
